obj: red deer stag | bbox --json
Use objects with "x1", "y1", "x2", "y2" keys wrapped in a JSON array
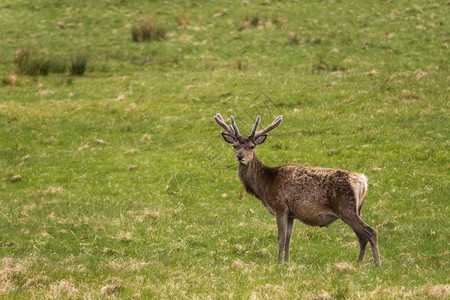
[{"x1": 214, "y1": 113, "x2": 381, "y2": 266}]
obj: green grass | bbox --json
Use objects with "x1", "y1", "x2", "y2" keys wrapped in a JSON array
[{"x1": 0, "y1": 0, "x2": 448, "y2": 298}]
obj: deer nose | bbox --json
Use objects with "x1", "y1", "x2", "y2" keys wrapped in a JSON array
[{"x1": 236, "y1": 153, "x2": 245, "y2": 161}]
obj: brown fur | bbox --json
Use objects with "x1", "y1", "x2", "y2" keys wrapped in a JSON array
[{"x1": 215, "y1": 114, "x2": 381, "y2": 266}]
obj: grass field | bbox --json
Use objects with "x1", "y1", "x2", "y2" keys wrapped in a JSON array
[{"x1": 0, "y1": 0, "x2": 449, "y2": 298}]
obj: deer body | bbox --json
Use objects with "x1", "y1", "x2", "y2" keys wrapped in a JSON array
[
  {"x1": 214, "y1": 114, "x2": 381, "y2": 267},
  {"x1": 240, "y1": 158, "x2": 368, "y2": 225}
]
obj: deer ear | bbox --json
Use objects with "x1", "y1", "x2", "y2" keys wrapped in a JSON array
[
  {"x1": 254, "y1": 134, "x2": 267, "y2": 145},
  {"x1": 221, "y1": 132, "x2": 235, "y2": 144}
]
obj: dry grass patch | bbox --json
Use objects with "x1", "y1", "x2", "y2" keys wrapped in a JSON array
[
  {"x1": 22, "y1": 275, "x2": 49, "y2": 289},
  {"x1": 131, "y1": 18, "x2": 166, "y2": 42},
  {"x1": 48, "y1": 279, "x2": 78, "y2": 299},
  {"x1": 107, "y1": 258, "x2": 150, "y2": 272},
  {"x1": 398, "y1": 89, "x2": 424, "y2": 101},
  {"x1": 176, "y1": 12, "x2": 190, "y2": 29},
  {"x1": 239, "y1": 13, "x2": 277, "y2": 30},
  {"x1": 38, "y1": 186, "x2": 64, "y2": 196},
  {"x1": 230, "y1": 259, "x2": 257, "y2": 273},
  {"x1": 250, "y1": 283, "x2": 286, "y2": 299},
  {"x1": 416, "y1": 284, "x2": 450, "y2": 298},
  {"x1": 2, "y1": 73, "x2": 20, "y2": 86},
  {"x1": 369, "y1": 284, "x2": 450, "y2": 299},
  {"x1": 10, "y1": 174, "x2": 22, "y2": 183},
  {"x1": 302, "y1": 290, "x2": 333, "y2": 300},
  {"x1": 101, "y1": 283, "x2": 123, "y2": 296},
  {"x1": 0, "y1": 257, "x2": 40, "y2": 294},
  {"x1": 287, "y1": 32, "x2": 299, "y2": 44},
  {"x1": 116, "y1": 231, "x2": 134, "y2": 242},
  {"x1": 126, "y1": 164, "x2": 138, "y2": 171},
  {"x1": 124, "y1": 208, "x2": 166, "y2": 226},
  {"x1": 332, "y1": 262, "x2": 356, "y2": 273}
]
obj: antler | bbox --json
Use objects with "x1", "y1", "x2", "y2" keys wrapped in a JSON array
[
  {"x1": 214, "y1": 113, "x2": 237, "y2": 137},
  {"x1": 253, "y1": 115, "x2": 283, "y2": 138},
  {"x1": 248, "y1": 115, "x2": 261, "y2": 138},
  {"x1": 230, "y1": 116, "x2": 240, "y2": 137},
  {"x1": 215, "y1": 113, "x2": 282, "y2": 139}
]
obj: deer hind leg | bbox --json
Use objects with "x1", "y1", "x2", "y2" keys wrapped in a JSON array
[
  {"x1": 356, "y1": 187, "x2": 380, "y2": 266},
  {"x1": 339, "y1": 177, "x2": 380, "y2": 266},
  {"x1": 355, "y1": 191, "x2": 368, "y2": 261},
  {"x1": 366, "y1": 225, "x2": 381, "y2": 267},
  {"x1": 355, "y1": 231, "x2": 368, "y2": 263},
  {"x1": 341, "y1": 214, "x2": 381, "y2": 267}
]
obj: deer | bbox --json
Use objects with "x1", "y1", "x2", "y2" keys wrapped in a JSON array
[{"x1": 214, "y1": 113, "x2": 381, "y2": 267}]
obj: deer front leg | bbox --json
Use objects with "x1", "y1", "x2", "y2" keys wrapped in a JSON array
[
  {"x1": 275, "y1": 212, "x2": 288, "y2": 264},
  {"x1": 284, "y1": 218, "x2": 295, "y2": 264}
]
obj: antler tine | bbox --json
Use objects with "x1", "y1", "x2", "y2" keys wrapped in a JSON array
[
  {"x1": 230, "y1": 116, "x2": 241, "y2": 137},
  {"x1": 249, "y1": 115, "x2": 261, "y2": 138},
  {"x1": 214, "y1": 113, "x2": 236, "y2": 136},
  {"x1": 254, "y1": 115, "x2": 283, "y2": 137}
]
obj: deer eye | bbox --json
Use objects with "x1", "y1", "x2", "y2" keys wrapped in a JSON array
[
  {"x1": 233, "y1": 144, "x2": 238, "y2": 149},
  {"x1": 249, "y1": 145, "x2": 255, "y2": 149}
]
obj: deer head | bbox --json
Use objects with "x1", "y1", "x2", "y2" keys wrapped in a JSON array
[{"x1": 214, "y1": 114, "x2": 283, "y2": 165}]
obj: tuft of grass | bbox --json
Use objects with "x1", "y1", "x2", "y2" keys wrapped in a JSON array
[
  {"x1": 176, "y1": 12, "x2": 190, "y2": 28},
  {"x1": 312, "y1": 52, "x2": 346, "y2": 73},
  {"x1": 287, "y1": 32, "x2": 299, "y2": 44},
  {"x1": 239, "y1": 13, "x2": 262, "y2": 30},
  {"x1": 13, "y1": 48, "x2": 32, "y2": 65},
  {"x1": 48, "y1": 55, "x2": 67, "y2": 74},
  {"x1": 239, "y1": 12, "x2": 280, "y2": 31},
  {"x1": 15, "y1": 51, "x2": 50, "y2": 76},
  {"x1": 13, "y1": 49, "x2": 67, "y2": 76},
  {"x1": 70, "y1": 54, "x2": 88, "y2": 76},
  {"x1": 234, "y1": 58, "x2": 248, "y2": 71},
  {"x1": 131, "y1": 25, "x2": 141, "y2": 42},
  {"x1": 131, "y1": 18, "x2": 166, "y2": 42},
  {"x1": 100, "y1": 284, "x2": 123, "y2": 296}
]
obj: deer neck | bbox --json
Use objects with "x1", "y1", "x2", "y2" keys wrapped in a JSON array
[{"x1": 238, "y1": 153, "x2": 272, "y2": 201}]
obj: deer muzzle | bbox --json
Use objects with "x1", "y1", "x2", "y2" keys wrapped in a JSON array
[{"x1": 236, "y1": 152, "x2": 248, "y2": 164}]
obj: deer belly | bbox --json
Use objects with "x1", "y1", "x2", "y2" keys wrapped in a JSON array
[{"x1": 292, "y1": 206, "x2": 338, "y2": 227}]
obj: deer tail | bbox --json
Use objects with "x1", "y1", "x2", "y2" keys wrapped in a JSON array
[{"x1": 355, "y1": 174, "x2": 368, "y2": 216}]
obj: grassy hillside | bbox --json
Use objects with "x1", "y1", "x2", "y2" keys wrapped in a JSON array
[{"x1": 0, "y1": 0, "x2": 448, "y2": 298}]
